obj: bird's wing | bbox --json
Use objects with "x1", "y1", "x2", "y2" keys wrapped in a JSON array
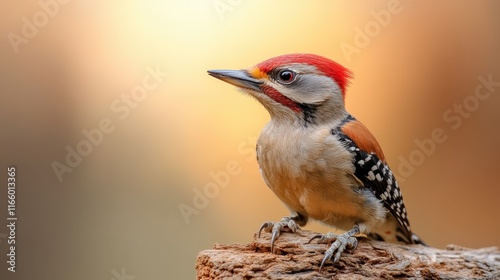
[{"x1": 333, "y1": 115, "x2": 413, "y2": 242}]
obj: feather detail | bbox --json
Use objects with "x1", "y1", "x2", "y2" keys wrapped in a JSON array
[
  {"x1": 340, "y1": 119, "x2": 386, "y2": 163},
  {"x1": 333, "y1": 115, "x2": 414, "y2": 243}
]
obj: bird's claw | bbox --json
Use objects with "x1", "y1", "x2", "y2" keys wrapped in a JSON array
[
  {"x1": 309, "y1": 232, "x2": 358, "y2": 272},
  {"x1": 257, "y1": 217, "x2": 299, "y2": 253},
  {"x1": 307, "y1": 232, "x2": 336, "y2": 244}
]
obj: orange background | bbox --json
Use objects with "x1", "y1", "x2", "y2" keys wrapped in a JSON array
[{"x1": 1, "y1": 1, "x2": 499, "y2": 279}]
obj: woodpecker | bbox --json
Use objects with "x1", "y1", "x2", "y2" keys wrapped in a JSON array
[{"x1": 208, "y1": 53, "x2": 425, "y2": 270}]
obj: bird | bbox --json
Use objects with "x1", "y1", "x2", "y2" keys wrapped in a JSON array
[{"x1": 207, "y1": 53, "x2": 425, "y2": 271}]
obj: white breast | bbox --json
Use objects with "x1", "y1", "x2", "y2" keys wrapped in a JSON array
[{"x1": 256, "y1": 120, "x2": 383, "y2": 230}]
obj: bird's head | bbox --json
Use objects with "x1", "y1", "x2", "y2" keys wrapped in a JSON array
[{"x1": 208, "y1": 53, "x2": 352, "y2": 126}]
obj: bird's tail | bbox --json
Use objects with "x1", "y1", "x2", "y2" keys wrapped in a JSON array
[
  {"x1": 368, "y1": 216, "x2": 428, "y2": 246},
  {"x1": 410, "y1": 233, "x2": 427, "y2": 246}
]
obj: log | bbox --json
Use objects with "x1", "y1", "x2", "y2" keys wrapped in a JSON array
[{"x1": 196, "y1": 229, "x2": 500, "y2": 279}]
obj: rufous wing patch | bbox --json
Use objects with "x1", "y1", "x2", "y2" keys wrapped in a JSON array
[{"x1": 341, "y1": 120, "x2": 386, "y2": 163}]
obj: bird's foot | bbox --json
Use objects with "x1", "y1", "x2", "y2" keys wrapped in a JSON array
[
  {"x1": 258, "y1": 217, "x2": 299, "y2": 253},
  {"x1": 308, "y1": 228, "x2": 359, "y2": 271}
]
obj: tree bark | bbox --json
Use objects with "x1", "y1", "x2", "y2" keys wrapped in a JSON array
[{"x1": 196, "y1": 229, "x2": 500, "y2": 279}]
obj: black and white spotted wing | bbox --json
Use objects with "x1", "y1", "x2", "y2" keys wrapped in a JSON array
[{"x1": 332, "y1": 119, "x2": 413, "y2": 242}]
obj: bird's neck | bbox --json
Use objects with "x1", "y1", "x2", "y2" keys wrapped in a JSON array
[{"x1": 268, "y1": 101, "x2": 349, "y2": 128}]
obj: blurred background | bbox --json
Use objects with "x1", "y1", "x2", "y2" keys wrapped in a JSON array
[{"x1": 1, "y1": 1, "x2": 499, "y2": 279}]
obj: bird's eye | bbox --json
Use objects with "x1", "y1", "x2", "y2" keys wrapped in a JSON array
[{"x1": 276, "y1": 69, "x2": 297, "y2": 84}]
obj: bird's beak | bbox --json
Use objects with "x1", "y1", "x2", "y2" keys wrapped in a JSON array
[{"x1": 208, "y1": 69, "x2": 263, "y2": 91}]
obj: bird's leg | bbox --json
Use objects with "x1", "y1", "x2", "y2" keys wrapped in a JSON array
[
  {"x1": 308, "y1": 224, "x2": 360, "y2": 271},
  {"x1": 258, "y1": 214, "x2": 306, "y2": 253}
]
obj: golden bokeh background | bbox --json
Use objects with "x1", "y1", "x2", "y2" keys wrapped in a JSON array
[{"x1": 1, "y1": 1, "x2": 499, "y2": 279}]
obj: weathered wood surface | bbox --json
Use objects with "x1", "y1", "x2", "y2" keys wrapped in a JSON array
[{"x1": 196, "y1": 229, "x2": 500, "y2": 279}]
